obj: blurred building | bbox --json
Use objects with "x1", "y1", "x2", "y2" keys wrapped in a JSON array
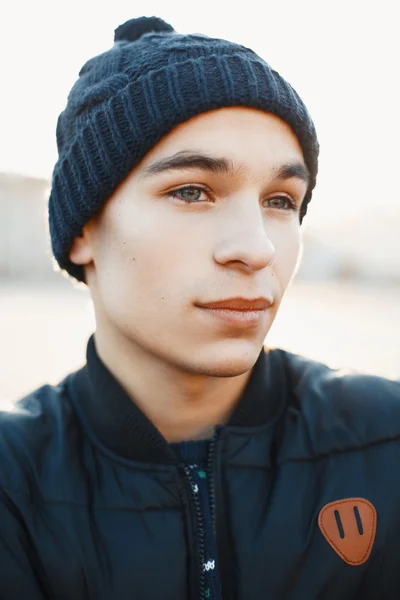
[
  {"x1": 299, "y1": 209, "x2": 400, "y2": 283},
  {"x1": 0, "y1": 172, "x2": 54, "y2": 279},
  {"x1": 0, "y1": 171, "x2": 399, "y2": 283}
]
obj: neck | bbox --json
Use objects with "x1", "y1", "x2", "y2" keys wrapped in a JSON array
[{"x1": 94, "y1": 329, "x2": 253, "y2": 443}]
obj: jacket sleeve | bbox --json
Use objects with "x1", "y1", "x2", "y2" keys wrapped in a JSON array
[{"x1": 0, "y1": 488, "x2": 48, "y2": 599}]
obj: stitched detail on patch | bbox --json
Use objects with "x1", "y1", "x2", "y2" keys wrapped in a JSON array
[{"x1": 318, "y1": 498, "x2": 377, "y2": 566}]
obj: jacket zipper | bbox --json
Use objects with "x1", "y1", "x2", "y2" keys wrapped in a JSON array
[
  {"x1": 181, "y1": 464, "x2": 207, "y2": 600},
  {"x1": 180, "y1": 427, "x2": 226, "y2": 600},
  {"x1": 207, "y1": 429, "x2": 219, "y2": 538},
  {"x1": 208, "y1": 427, "x2": 236, "y2": 600}
]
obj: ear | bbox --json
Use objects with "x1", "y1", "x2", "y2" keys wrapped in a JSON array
[{"x1": 69, "y1": 226, "x2": 94, "y2": 266}]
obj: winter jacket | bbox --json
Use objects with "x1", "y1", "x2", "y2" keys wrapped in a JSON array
[{"x1": 1, "y1": 334, "x2": 400, "y2": 600}]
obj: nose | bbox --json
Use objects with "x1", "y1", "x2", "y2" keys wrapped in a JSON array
[{"x1": 213, "y1": 207, "x2": 276, "y2": 273}]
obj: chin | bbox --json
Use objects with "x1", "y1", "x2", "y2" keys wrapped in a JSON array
[{"x1": 183, "y1": 339, "x2": 264, "y2": 378}]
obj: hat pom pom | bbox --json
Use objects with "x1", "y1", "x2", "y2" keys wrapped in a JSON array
[{"x1": 114, "y1": 16, "x2": 175, "y2": 42}]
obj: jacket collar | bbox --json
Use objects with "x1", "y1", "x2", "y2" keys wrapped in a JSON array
[{"x1": 69, "y1": 334, "x2": 288, "y2": 464}]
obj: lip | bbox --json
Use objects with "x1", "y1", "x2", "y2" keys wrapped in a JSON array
[
  {"x1": 195, "y1": 297, "x2": 272, "y2": 329},
  {"x1": 196, "y1": 297, "x2": 272, "y2": 311},
  {"x1": 196, "y1": 307, "x2": 268, "y2": 329}
]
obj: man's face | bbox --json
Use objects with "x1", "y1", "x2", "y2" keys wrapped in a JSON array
[{"x1": 71, "y1": 107, "x2": 309, "y2": 376}]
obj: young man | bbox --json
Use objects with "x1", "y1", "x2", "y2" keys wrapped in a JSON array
[{"x1": 1, "y1": 15, "x2": 399, "y2": 600}]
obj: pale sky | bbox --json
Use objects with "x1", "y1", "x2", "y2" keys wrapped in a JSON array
[{"x1": 1, "y1": 0, "x2": 399, "y2": 231}]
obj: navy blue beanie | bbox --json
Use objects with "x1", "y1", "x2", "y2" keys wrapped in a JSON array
[{"x1": 49, "y1": 16, "x2": 319, "y2": 283}]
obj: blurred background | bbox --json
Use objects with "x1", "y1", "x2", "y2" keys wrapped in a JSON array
[{"x1": 1, "y1": 0, "x2": 399, "y2": 404}]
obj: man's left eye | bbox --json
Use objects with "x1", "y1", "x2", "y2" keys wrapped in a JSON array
[{"x1": 266, "y1": 196, "x2": 296, "y2": 211}]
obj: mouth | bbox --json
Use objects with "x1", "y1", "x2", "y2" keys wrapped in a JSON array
[
  {"x1": 195, "y1": 297, "x2": 272, "y2": 329},
  {"x1": 196, "y1": 297, "x2": 272, "y2": 311}
]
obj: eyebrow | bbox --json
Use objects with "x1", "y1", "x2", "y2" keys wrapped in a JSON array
[{"x1": 139, "y1": 150, "x2": 310, "y2": 186}]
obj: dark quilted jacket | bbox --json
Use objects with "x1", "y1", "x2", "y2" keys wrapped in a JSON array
[{"x1": 1, "y1": 335, "x2": 399, "y2": 599}]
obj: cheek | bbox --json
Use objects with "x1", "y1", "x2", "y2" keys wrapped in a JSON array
[
  {"x1": 271, "y1": 226, "x2": 301, "y2": 285},
  {"x1": 93, "y1": 203, "x2": 202, "y2": 304}
]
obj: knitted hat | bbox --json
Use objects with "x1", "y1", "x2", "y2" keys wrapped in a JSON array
[{"x1": 49, "y1": 16, "x2": 319, "y2": 283}]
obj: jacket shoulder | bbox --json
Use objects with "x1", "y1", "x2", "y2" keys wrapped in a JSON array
[
  {"x1": 279, "y1": 350, "x2": 400, "y2": 459},
  {"x1": 0, "y1": 375, "x2": 79, "y2": 492}
]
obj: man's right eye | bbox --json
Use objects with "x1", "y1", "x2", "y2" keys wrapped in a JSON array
[{"x1": 167, "y1": 186, "x2": 211, "y2": 203}]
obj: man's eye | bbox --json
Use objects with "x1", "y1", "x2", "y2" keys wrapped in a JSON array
[
  {"x1": 167, "y1": 186, "x2": 209, "y2": 203},
  {"x1": 266, "y1": 196, "x2": 297, "y2": 211}
]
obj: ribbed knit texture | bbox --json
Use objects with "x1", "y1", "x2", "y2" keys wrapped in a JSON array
[{"x1": 49, "y1": 17, "x2": 319, "y2": 282}]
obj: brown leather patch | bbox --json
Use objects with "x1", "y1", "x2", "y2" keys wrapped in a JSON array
[{"x1": 318, "y1": 498, "x2": 377, "y2": 566}]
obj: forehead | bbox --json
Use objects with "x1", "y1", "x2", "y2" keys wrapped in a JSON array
[{"x1": 140, "y1": 107, "x2": 305, "y2": 172}]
